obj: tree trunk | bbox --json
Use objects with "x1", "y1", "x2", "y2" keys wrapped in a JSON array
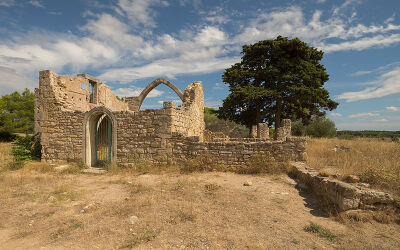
[
  {"x1": 274, "y1": 98, "x2": 282, "y2": 140},
  {"x1": 256, "y1": 100, "x2": 261, "y2": 124}
]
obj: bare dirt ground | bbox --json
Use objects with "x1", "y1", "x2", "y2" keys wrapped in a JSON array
[{"x1": 1, "y1": 167, "x2": 400, "y2": 249}]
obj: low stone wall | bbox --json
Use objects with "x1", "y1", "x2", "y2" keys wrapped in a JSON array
[
  {"x1": 167, "y1": 134, "x2": 307, "y2": 166},
  {"x1": 290, "y1": 162, "x2": 398, "y2": 212}
]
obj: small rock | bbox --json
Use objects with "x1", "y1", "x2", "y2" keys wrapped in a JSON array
[
  {"x1": 83, "y1": 203, "x2": 95, "y2": 210},
  {"x1": 54, "y1": 164, "x2": 70, "y2": 171},
  {"x1": 80, "y1": 209, "x2": 85, "y2": 213},
  {"x1": 128, "y1": 215, "x2": 139, "y2": 225},
  {"x1": 340, "y1": 145, "x2": 351, "y2": 151},
  {"x1": 48, "y1": 195, "x2": 56, "y2": 202},
  {"x1": 243, "y1": 181, "x2": 252, "y2": 186},
  {"x1": 358, "y1": 183, "x2": 370, "y2": 188}
]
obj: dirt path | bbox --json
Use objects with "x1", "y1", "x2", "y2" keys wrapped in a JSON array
[{"x1": 0, "y1": 171, "x2": 399, "y2": 249}]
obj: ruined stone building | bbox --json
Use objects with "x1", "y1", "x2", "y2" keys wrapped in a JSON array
[{"x1": 35, "y1": 70, "x2": 306, "y2": 168}]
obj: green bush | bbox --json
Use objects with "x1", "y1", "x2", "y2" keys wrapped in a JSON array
[
  {"x1": 292, "y1": 117, "x2": 336, "y2": 138},
  {"x1": 11, "y1": 134, "x2": 41, "y2": 162},
  {"x1": 204, "y1": 107, "x2": 249, "y2": 137}
]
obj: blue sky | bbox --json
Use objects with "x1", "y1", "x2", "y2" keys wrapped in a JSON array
[{"x1": 0, "y1": 0, "x2": 399, "y2": 130}]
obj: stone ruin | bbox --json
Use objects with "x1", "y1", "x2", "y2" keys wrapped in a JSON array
[{"x1": 34, "y1": 70, "x2": 307, "y2": 168}]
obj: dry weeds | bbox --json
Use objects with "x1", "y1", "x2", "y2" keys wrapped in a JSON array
[
  {"x1": 0, "y1": 142, "x2": 13, "y2": 167},
  {"x1": 307, "y1": 137, "x2": 400, "y2": 197}
]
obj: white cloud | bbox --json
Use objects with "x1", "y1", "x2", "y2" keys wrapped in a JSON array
[
  {"x1": 82, "y1": 13, "x2": 143, "y2": 48},
  {"x1": 48, "y1": 11, "x2": 61, "y2": 15},
  {"x1": 386, "y1": 106, "x2": 400, "y2": 111},
  {"x1": 349, "y1": 112, "x2": 379, "y2": 118},
  {"x1": 351, "y1": 62, "x2": 400, "y2": 76},
  {"x1": 321, "y1": 34, "x2": 400, "y2": 52},
  {"x1": 233, "y1": 6, "x2": 400, "y2": 53},
  {"x1": 212, "y1": 82, "x2": 224, "y2": 90},
  {"x1": 338, "y1": 67, "x2": 400, "y2": 102},
  {"x1": 330, "y1": 112, "x2": 343, "y2": 117},
  {"x1": 112, "y1": 87, "x2": 163, "y2": 97},
  {"x1": 29, "y1": 0, "x2": 44, "y2": 8},
  {"x1": 195, "y1": 26, "x2": 226, "y2": 46},
  {"x1": 99, "y1": 56, "x2": 239, "y2": 83},
  {"x1": 373, "y1": 118, "x2": 388, "y2": 122},
  {"x1": 115, "y1": 0, "x2": 169, "y2": 28},
  {"x1": 0, "y1": 0, "x2": 15, "y2": 7},
  {"x1": 0, "y1": 66, "x2": 33, "y2": 93}
]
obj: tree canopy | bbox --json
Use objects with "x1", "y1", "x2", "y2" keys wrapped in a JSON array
[
  {"x1": 218, "y1": 36, "x2": 338, "y2": 134},
  {"x1": 0, "y1": 89, "x2": 35, "y2": 134}
]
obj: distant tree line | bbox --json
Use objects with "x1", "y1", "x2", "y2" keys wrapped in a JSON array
[{"x1": 337, "y1": 130, "x2": 400, "y2": 141}]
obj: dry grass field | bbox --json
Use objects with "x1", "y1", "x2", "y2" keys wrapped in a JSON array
[
  {"x1": 307, "y1": 137, "x2": 400, "y2": 197},
  {"x1": 1, "y1": 141, "x2": 400, "y2": 249}
]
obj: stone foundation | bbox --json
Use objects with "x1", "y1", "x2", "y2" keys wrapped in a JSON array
[{"x1": 290, "y1": 162, "x2": 399, "y2": 212}]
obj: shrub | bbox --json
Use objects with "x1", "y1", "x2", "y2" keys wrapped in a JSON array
[
  {"x1": 11, "y1": 134, "x2": 41, "y2": 162},
  {"x1": 293, "y1": 117, "x2": 336, "y2": 138},
  {"x1": 0, "y1": 131, "x2": 17, "y2": 142},
  {"x1": 291, "y1": 120, "x2": 305, "y2": 136},
  {"x1": 204, "y1": 107, "x2": 249, "y2": 137},
  {"x1": 304, "y1": 223, "x2": 336, "y2": 241}
]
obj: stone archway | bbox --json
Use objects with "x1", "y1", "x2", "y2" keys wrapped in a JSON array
[
  {"x1": 83, "y1": 107, "x2": 117, "y2": 167},
  {"x1": 137, "y1": 78, "x2": 183, "y2": 110}
]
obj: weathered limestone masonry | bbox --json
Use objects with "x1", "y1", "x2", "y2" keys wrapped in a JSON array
[
  {"x1": 35, "y1": 70, "x2": 306, "y2": 167},
  {"x1": 290, "y1": 162, "x2": 399, "y2": 212}
]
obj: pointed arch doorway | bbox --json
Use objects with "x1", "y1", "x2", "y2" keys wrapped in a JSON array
[{"x1": 83, "y1": 107, "x2": 117, "y2": 167}]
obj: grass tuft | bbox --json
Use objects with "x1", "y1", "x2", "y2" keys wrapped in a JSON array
[{"x1": 304, "y1": 222, "x2": 336, "y2": 241}]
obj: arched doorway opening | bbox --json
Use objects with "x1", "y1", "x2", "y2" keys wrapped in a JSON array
[
  {"x1": 83, "y1": 107, "x2": 117, "y2": 167},
  {"x1": 93, "y1": 114, "x2": 112, "y2": 167}
]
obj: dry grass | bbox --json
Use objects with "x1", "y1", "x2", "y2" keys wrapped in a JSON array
[
  {"x1": 307, "y1": 137, "x2": 400, "y2": 196},
  {"x1": 0, "y1": 142, "x2": 13, "y2": 168},
  {"x1": 0, "y1": 159, "x2": 400, "y2": 248},
  {"x1": 0, "y1": 141, "x2": 400, "y2": 248}
]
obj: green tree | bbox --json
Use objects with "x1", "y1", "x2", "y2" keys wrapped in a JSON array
[
  {"x1": 218, "y1": 36, "x2": 338, "y2": 137},
  {"x1": 0, "y1": 89, "x2": 35, "y2": 133}
]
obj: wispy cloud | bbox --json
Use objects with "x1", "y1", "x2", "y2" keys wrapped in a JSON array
[
  {"x1": 337, "y1": 67, "x2": 400, "y2": 102},
  {"x1": 0, "y1": 0, "x2": 15, "y2": 7},
  {"x1": 373, "y1": 118, "x2": 388, "y2": 122},
  {"x1": 330, "y1": 112, "x2": 343, "y2": 117},
  {"x1": 112, "y1": 86, "x2": 163, "y2": 97},
  {"x1": 351, "y1": 62, "x2": 400, "y2": 76},
  {"x1": 29, "y1": 0, "x2": 44, "y2": 8},
  {"x1": 48, "y1": 11, "x2": 61, "y2": 15},
  {"x1": 321, "y1": 34, "x2": 400, "y2": 53},
  {"x1": 212, "y1": 82, "x2": 224, "y2": 90},
  {"x1": 115, "y1": 0, "x2": 169, "y2": 28},
  {"x1": 99, "y1": 56, "x2": 239, "y2": 83},
  {"x1": 349, "y1": 112, "x2": 379, "y2": 118},
  {"x1": 386, "y1": 106, "x2": 400, "y2": 111}
]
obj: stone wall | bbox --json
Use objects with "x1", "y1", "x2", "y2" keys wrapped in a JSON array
[
  {"x1": 290, "y1": 162, "x2": 399, "y2": 212},
  {"x1": 35, "y1": 70, "x2": 306, "y2": 168}
]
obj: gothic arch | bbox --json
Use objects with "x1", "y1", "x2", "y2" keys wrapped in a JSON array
[
  {"x1": 82, "y1": 106, "x2": 117, "y2": 167},
  {"x1": 137, "y1": 78, "x2": 183, "y2": 109}
]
